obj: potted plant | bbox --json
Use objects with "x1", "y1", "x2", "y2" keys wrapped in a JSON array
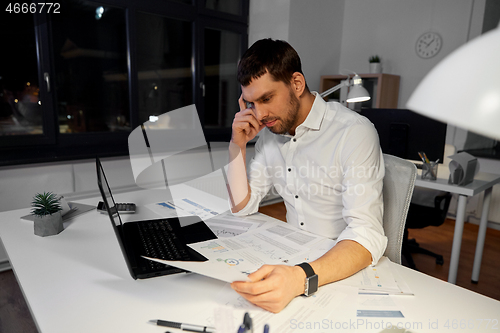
[
  {"x1": 369, "y1": 55, "x2": 381, "y2": 73},
  {"x1": 31, "y1": 192, "x2": 64, "y2": 237}
]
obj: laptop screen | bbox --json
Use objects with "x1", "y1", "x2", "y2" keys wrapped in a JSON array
[{"x1": 96, "y1": 159, "x2": 122, "y2": 227}]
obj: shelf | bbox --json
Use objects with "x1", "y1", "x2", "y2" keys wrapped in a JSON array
[{"x1": 320, "y1": 73, "x2": 400, "y2": 109}]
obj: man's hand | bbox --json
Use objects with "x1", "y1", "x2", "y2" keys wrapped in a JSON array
[
  {"x1": 231, "y1": 95, "x2": 265, "y2": 148},
  {"x1": 230, "y1": 264, "x2": 305, "y2": 313}
]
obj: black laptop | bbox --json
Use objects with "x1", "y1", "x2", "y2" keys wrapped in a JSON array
[{"x1": 96, "y1": 157, "x2": 217, "y2": 279}]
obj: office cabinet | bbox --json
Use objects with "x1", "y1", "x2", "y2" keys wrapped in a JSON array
[{"x1": 320, "y1": 73, "x2": 400, "y2": 109}]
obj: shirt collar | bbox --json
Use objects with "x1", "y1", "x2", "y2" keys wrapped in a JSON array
[{"x1": 296, "y1": 91, "x2": 327, "y2": 132}]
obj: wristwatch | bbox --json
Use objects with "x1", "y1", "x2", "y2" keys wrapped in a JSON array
[{"x1": 296, "y1": 262, "x2": 318, "y2": 296}]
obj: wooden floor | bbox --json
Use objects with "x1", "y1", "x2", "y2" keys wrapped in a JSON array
[
  {"x1": 0, "y1": 268, "x2": 38, "y2": 333},
  {"x1": 1, "y1": 202, "x2": 499, "y2": 332}
]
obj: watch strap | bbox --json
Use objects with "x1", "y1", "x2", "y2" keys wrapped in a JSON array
[
  {"x1": 296, "y1": 262, "x2": 318, "y2": 296},
  {"x1": 296, "y1": 262, "x2": 315, "y2": 278}
]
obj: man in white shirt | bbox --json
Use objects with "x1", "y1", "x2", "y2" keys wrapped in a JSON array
[{"x1": 228, "y1": 39, "x2": 387, "y2": 313}]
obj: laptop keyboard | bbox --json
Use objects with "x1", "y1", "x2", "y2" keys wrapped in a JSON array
[{"x1": 137, "y1": 220, "x2": 191, "y2": 270}]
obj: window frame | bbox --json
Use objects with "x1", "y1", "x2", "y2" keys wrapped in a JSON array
[{"x1": 0, "y1": 0, "x2": 248, "y2": 167}]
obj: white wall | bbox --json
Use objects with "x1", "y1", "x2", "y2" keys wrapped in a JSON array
[
  {"x1": 339, "y1": 0, "x2": 478, "y2": 108},
  {"x1": 249, "y1": 0, "x2": 291, "y2": 44},
  {"x1": 288, "y1": 0, "x2": 345, "y2": 92},
  {"x1": 248, "y1": 0, "x2": 345, "y2": 92},
  {"x1": 251, "y1": 0, "x2": 485, "y2": 108}
]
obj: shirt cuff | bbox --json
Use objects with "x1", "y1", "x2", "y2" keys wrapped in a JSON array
[{"x1": 336, "y1": 227, "x2": 388, "y2": 265}]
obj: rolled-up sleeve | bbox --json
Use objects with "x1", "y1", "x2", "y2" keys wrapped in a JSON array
[
  {"x1": 336, "y1": 120, "x2": 387, "y2": 265},
  {"x1": 231, "y1": 136, "x2": 274, "y2": 216}
]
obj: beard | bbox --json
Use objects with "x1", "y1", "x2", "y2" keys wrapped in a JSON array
[{"x1": 265, "y1": 88, "x2": 301, "y2": 135}]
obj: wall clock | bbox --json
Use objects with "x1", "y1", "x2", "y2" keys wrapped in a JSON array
[{"x1": 416, "y1": 32, "x2": 442, "y2": 59}]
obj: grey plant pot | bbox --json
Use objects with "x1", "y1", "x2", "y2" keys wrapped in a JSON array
[
  {"x1": 369, "y1": 62, "x2": 382, "y2": 74},
  {"x1": 34, "y1": 211, "x2": 64, "y2": 237}
]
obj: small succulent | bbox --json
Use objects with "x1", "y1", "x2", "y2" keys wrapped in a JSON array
[
  {"x1": 369, "y1": 55, "x2": 380, "y2": 63},
  {"x1": 31, "y1": 192, "x2": 62, "y2": 217}
]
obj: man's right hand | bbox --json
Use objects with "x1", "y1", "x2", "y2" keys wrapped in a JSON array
[{"x1": 231, "y1": 95, "x2": 265, "y2": 147}]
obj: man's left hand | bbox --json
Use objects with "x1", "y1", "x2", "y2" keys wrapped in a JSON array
[{"x1": 230, "y1": 264, "x2": 306, "y2": 313}]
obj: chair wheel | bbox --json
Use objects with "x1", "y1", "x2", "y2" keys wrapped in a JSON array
[{"x1": 436, "y1": 256, "x2": 444, "y2": 265}]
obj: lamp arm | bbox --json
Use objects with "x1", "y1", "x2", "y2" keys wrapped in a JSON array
[{"x1": 319, "y1": 80, "x2": 350, "y2": 98}]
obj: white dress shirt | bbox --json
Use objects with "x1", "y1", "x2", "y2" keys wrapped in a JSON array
[{"x1": 233, "y1": 93, "x2": 387, "y2": 264}]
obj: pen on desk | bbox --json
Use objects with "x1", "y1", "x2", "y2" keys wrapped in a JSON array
[
  {"x1": 149, "y1": 319, "x2": 216, "y2": 333},
  {"x1": 237, "y1": 323, "x2": 246, "y2": 333},
  {"x1": 243, "y1": 312, "x2": 253, "y2": 333}
]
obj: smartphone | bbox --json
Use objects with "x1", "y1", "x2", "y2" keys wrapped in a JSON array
[
  {"x1": 97, "y1": 201, "x2": 136, "y2": 214},
  {"x1": 246, "y1": 101, "x2": 254, "y2": 109}
]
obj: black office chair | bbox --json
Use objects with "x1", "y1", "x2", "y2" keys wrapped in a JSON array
[{"x1": 402, "y1": 191, "x2": 452, "y2": 270}]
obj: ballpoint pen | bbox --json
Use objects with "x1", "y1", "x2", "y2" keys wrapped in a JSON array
[
  {"x1": 422, "y1": 152, "x2": 430, "y2": 163},
  {"x1": 237, "y1": 323, "x2": 246, "y2": 333},
  {"x1": 418, "y1": 151, "x2": 426, "y2": 163},
  {"x1": 243, "y1": 312, "x2": 253, "y2": 333},
  {"x1": 149, "y1": 319, "x2": 216, "y2": 333},
  {"x1": 263, "y1": 324, "x2": 270, "y2": 333}
]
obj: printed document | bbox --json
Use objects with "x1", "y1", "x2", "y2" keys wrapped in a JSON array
[
  {"x1": 145, "y1": 183, "x2": 229, "y2": 220},
  {"x1": 209, "y1": 283, "x2": 358, "y2": 333},
  {"x1": 144, "y1": 221, "x2": 326, "y2": 283}
]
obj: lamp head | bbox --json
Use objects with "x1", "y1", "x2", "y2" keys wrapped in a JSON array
[{"x1": 346, "y1": 74, "x2": 371, "y2": 103}]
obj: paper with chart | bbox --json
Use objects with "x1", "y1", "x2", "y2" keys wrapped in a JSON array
[
  {"x1": 145, "y1": 183, "x2": 229, "y2": 220},
  {"x1": 335, "y1": 257, "x2": 412, "y2": 295},
  {"x1": 204, "y1": 213, "x2": 265, "y2": 238},
  {"x1": 143, "y1": 221, "x2": 327, "y2": 283}
]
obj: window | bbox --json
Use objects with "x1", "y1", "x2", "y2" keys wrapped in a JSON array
[
  {"x1": 51, "y1": 3, "x2": 129, "y2": 134},
  {"x1": 0, "y1": 11, "x2": 49, "y2": 141},
  {"x1": 136, "y1": 12, "x2": 193, "y2": 124},
  {"x1": 203, "y1": 27, "x2": 241, "y2": 129},
  {"x1": 0, "y1": 0, "x2": 248, "y2": 166}
]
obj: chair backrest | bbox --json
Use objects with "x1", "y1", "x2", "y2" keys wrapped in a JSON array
[{"x1": 382, "y1": 154, "x2": 417, "y2": 264}]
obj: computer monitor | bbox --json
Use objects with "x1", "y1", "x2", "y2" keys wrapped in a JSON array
[{"x1": 360, "y1": 108, "x2": 447, "y2": 163}]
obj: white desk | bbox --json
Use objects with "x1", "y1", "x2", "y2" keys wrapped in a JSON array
[
  {"x1": 414, "y1": 166, "x2": 500, "y2": 284},
  {"x1": 1, "y1": 189, "x2": 500, "y2": 333}
]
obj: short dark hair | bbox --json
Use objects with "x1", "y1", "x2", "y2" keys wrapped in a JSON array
[{"x1": 237, "y1": 39, "x2": 307, "y2": 89}]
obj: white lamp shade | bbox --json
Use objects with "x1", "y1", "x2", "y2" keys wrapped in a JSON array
[
  {"x1": 407, "y1": 26, "x2": 500, "y2": 140},
  {"x1": 347, "y1": 84, "x2": 371, "y2": 103}
]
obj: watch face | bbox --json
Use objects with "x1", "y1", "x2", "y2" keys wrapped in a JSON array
[
  {"x1": 416, "y1": 32, "x2": 442, "y2": 59},
  {"x1": 305, "y1": 274, "x2": 319, "y2": 296}
]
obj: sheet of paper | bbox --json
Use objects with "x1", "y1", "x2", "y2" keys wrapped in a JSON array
[
  {"x1": 204, "y1": 213, "x2": 264, "y2": 238},
  {"x1": 189, "y1": 222, "x2": 326, "y2": 264},
  {"x1": 145, "y1": 184, "x2": 230, "y2": 220},
  {"x1": 143, "y1": 256, "x2": 251, "y2": 283},
  {"x1": 356, "y1": 295, "x2": 405, "y2": 318},
  {"x1": 390, "y1": 265, "x2": 414, "y2": 296},
  {"x1": 208, "y1": 283, "x2": 358, "y2": 333},
  {"x1": 335, "y1": 257, "x2": 401, "y2": 294},
  {"x1": 288, "y1": 237, "x2": 337, "y2": 265},
  {"x1": 144, "y1": 221, "x2": 327, "y2": 283}
]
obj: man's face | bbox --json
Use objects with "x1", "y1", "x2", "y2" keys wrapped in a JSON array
[{"x1": 241, "y1": 72, "x2": 301, "y2": 135}]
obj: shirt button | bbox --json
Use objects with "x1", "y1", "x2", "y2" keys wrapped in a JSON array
[
  {"x1": 293, "y1": 138, "x2": 297, "y2": 142},
  {"x1": 288, "y1": 168, "x2": 291, "y2": 172},
  {"x1": 300, "y1": 222, "x2": 304, "y2": 226},
  {"x1": 295, "y1": 195, "x2": 299, "y2": 199}
]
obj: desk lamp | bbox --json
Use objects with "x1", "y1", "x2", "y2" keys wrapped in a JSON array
[
  {"x1": 319, "y1": 73, "x2": 371, "y2": 103},
  {"x1": 407, "y1": 25, "x2": 500, "y2": 140}
]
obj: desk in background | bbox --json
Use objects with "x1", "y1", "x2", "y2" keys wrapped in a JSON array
[
  {"x1": 1, "y1": 189, "x2": 499, "y2": 332},
  {"x1": 414, "y1": 165, "x2": 500, "y2": 284}
]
